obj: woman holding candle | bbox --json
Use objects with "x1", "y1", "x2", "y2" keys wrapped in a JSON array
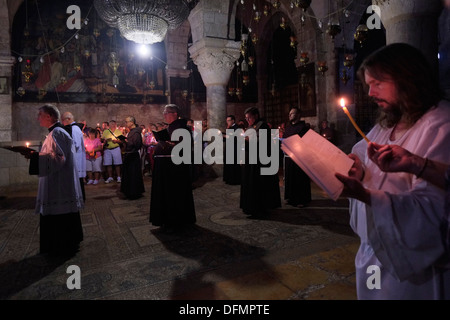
[
  {"x1": 84, "y1": 128, "x2": 103, "y2": 185},
  {"x1": 334, "y1": 43, "x2": 450, "y2": 300}
]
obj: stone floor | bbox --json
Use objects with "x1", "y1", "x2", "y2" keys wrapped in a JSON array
[{"x1": 0, "y1": 168, "x2": 359, "y2": 303}]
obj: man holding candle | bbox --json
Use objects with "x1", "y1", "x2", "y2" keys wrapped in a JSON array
[
  {"x1": 335, "y1": 43, "x2": 450, "y2": 299},
  {"x1": 21, "y1": 104, "x2": 84, "y2": 258}
]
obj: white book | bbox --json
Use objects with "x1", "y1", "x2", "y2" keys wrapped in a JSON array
[{"x1": 281, "y1": 129, "x2": 354, "y2": 201}]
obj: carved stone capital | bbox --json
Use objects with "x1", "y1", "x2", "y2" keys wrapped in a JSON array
[{"x1": 189, "y1": 38, "x2": 241, "y2": 86}]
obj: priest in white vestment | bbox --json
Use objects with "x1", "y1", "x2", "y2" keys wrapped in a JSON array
[{"x1": 26, "y1": 104, "x2": 84, "y2": 257}]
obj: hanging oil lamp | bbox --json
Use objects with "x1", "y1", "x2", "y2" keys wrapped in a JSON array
[
  {"x1": 326, "y1": 22, "x2": 341, "y2": 40},
  {"x1": 16, "y1": 87, "x2": 26, "y2": 97},
  {"x1": 236, "y1": 88, "x2": 243, "y2": 100},
  {"x1": 290, "y1": 36, "x2": 297, "y2": 49},
  {"x1": 299, "y1": 52, "x2": 309, "y2": 66},
  {"x1": 354, "y1": 24, "x2": 369, "y2": 46},
  {"x1": 240, "y1": 34, "x2": 248, "y2": 56},
  {"x1": 84, "y1": 49, "x2": 91, "y2": 58},
  {"x1": 248, "y1": 56, "x2": 255, "y2": 67},
  {"x1": 22, "y1": 60, "x2": 34, "y2": 83},
  {"x1": 254, "y1": 11, "x2": 261, "y2": 23},
  {"x1": 272, "y1": 0, "x2": 281, "y2": 10},
  {"x1": 343, "y1": 54, "x2": 354, "y2": 69},
  {"x1": 251, "y1": 33, "x2": 258, "y2": 45},
  {"x1": 318, "y1": 61, "x2": 328, "y2": 75},
  {"x1": 280, "y1": 17, "x2": 286, "y2": 30},
  {"x1": 341, "y1": 69, "x2": 350, "y2": 85},
  {"x1": 93, "y1": 28, "x2": 101, "y2": 38}
]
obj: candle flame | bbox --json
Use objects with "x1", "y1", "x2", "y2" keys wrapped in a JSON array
[
  {"x1": 26, "y1": 142, "x2": 30, "y2": 147},
  {"x1": 340, "y1": 98, "x2": 346, "y2": 108}
]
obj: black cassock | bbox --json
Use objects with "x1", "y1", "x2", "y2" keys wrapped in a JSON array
[
  {"x1": 121, "y1": 126, "x2": 145, "y2": 200},
  {"x1": 240, "y1": 121, "x2": 281, "y2": 218},
  {"x1": 223, "y1": 123, "x2": 242, "y2": 185},
  {"x1": 149, "y1": 118, "x2": 196, "y2": 227},
  {"x1": 283, "y1": 121, "x2": 311, "y2": 207}
]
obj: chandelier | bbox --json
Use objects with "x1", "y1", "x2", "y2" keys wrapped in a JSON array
[{"x1": 93, "y1": 0, "x2": 191, "y2": 44}]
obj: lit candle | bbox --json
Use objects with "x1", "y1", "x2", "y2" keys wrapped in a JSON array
[
  {"x1": 340, "y1": 98, "x2": 370, "y2": 143},
  {"x1": 26, "y1": 142, "x2": 30, "y2": 148}
]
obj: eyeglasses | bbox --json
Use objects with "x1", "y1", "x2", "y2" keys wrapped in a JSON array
[{"x1": 163, "y1": 111, "x2": 176, "y2": 115}]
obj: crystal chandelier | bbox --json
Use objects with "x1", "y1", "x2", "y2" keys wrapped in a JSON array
[{"x1": 93, "y1": 0, "x2": 191, "y2": 44}]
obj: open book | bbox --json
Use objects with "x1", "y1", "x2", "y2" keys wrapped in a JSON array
[
  {"x1": 281, "y1": 129, "x2": 354, "y2": 201},
  {"x1": 152, "y1": 129, "x2": 170, "y2": 142},
  {"x1": 116, "y1": 135, "x2": 127, "y2": 142},
  {"x1": 1, "y1": 146, "x2": 35, "y2": 154}
]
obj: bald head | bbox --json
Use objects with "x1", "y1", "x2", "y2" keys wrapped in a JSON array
[{"x1": 62, "y1": 112, "x2": 75, "y2": 126}]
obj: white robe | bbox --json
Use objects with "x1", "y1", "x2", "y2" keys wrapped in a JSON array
[
  {"x1": 350, "y1": 100, "x2": 450, "y2": 300},
  {"x1": 70, "y1": 121, "x2": 86, "y2": 178},
  {"x1": 36, "y1": 126, "x2": 84, "y2": 215}
]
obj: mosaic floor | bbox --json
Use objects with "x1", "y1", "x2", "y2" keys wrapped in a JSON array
[{"x1": 0, "y1": 169, "x2": 359, "y2": 301}]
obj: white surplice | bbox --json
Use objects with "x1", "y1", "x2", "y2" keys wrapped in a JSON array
[
  {"x1": 36, "y1": 126, "x2": 84, "y2": 215},
  {"x1": 350, "y1": 100, "x2": 450, "y2": 300},
  {"x1": 70, "y1": 121, "x2": 86, "y2": 179}
]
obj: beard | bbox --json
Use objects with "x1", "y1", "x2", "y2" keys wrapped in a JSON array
[{"x1": 374, "y1": 98, "x2": 402, "y2": 128}]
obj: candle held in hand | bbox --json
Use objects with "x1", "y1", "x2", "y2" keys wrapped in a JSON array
[{"x1": 340, "y1": 98, "x2": 370, "y2": 143}]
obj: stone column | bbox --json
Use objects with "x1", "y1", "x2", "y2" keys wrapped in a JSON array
[
  {"x1": 0, "y1": 57, "x2": 15, "y2": 143},
  {"x1": 188, "y1": 38, "x2": 240, "y2": 132},
  {"x1": 375, "y1": 0, "x2": 442, "y2": 71},
  {"x1": 0, "y1": 0, "x2": 13, "y2": 142}
]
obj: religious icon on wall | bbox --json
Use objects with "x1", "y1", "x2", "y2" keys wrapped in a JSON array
[
  {"x1": 297, "y1": 63, "x2": 316, "y2": 117},
  {"x1": 11, "y1": 0, "x2": 167, "y2": 103}
]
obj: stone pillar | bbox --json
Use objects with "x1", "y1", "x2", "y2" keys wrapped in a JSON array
[
  {"x1": 0, "y1": 56, "x2": 14, "y2": 142},
  {"x1": 0, "y1": 0, "x2": 14, "y2": 142},
  {"x1": 375, "y1": 0, "x2": 442, "y2": 71},
  {"x1": 188, "y1": 0, "x2": 241, "y2": 132},
  {"x1": 188, "y1": 38, "x2": 240, "y2": 132},
  {"x1": 165, "y1": 20, "x2": 191, "y2": 105}
]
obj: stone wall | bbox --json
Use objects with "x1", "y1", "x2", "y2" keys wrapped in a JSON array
[{"x1": 0, "y1": 100, "x2": 253, "y2": 192}]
